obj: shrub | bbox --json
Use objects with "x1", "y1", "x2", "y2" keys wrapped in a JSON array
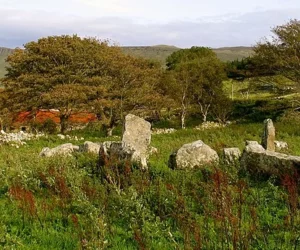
[{"x1": 41, "y1": 119, "x2": 58, "y2": 134}]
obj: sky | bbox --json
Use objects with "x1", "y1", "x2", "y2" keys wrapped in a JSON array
[{"x1": 0, "y1": 0, "x2": 300, "y2": 48}]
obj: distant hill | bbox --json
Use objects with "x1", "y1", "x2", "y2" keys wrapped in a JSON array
[
  {"x1": 122, "y1": 45, "x2": 253, "y2": 64},
  {"x1": 213, "y1": 46, "x2": 254, "y2": 62},
  {"x1": 122, "y1": 45, "x2": 180, "y2": 65},
  {"x1": 0, "y1": 47, "x2": 13, "y2": 78},
  {"x1": 0, "y1": 45, "x2": 253, "y2": 78}
]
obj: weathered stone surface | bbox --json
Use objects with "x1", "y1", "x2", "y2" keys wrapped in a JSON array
[
  {"x1": 245, "y1": 141, "x2": 265, "y2": 151},
  {"x1": 99, "y1": 141, "x2": 114, "y2": 157},
  {"x1": 98, "y1": 141, "x2": 136, "y2": 166},
  {"x1": 261, "y1": 119, "x2": 275, "y2": 151},
  {"x1": 274, "y1": 140, "x2": 288, "y2": 150},
  {"x1": 98, "y1": 114, "x2": 153, "y2": 169},
  {"x1": 81, "y1": 141, "x2": 101, "y2": 154},
  {"x1": 169, "y1": 140, "x2": 219, "y2": 169},
  {"x1": 122, "y1": 114, "x2": 151, "y2": 169},
  {"x1": 0, "y1": 131, "x2": 44, "y2": 146},
  {"x1": 240, "y1": 141, "x2": 300, "y2": 176},
  {"x1": 223, "y1": 147, "x2": 241, "y2": 165},
  {"x1": 40, "y1": 143, "x2": 79, "y2": 157},
  {"x1": 111, "y1": 142, "x2": 136, "y2": 160}
]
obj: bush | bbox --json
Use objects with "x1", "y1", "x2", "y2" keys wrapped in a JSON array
[
  {"x1": 41, "y1": 119, "x2": 58, "y2": 134},
  {"x1": 29, "y1": 119, "x2": 58, "y2": 134}
]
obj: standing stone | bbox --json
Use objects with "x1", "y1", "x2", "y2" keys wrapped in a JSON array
[
  {"x1": 261, "y1": 119, "x2": 275, "y2": 151},
  {"x1": 122, "y1": 114, "x2": 151, "y2": 169}
]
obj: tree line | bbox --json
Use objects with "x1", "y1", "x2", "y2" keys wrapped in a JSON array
[{"x1": 1, "y1": 19, "x2": 299, "y2": 134}]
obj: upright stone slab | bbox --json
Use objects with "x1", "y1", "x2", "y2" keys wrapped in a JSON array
[
  {"x1": 261, "y1": 118, "x2": 275, "y2": 151},
  {"x1": 122, "y1": 114, "x2": 151, "y2": 169}
]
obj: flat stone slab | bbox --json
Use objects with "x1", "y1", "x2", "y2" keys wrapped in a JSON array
[{"x1": 241, "y1": 141, "x2": 300, "y2": 176}]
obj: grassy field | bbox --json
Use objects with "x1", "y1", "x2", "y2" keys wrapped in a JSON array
[
  {"x1": 1, "y1": 115, "x2": 300, "y2": 249},
  {"x1": 1, "y1": 44, "x2": 300, "y2": 249}
]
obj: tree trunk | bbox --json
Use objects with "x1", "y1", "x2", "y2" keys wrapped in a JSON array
[
  {"x1": 60, "y1": 115, "x2": 68, "y2": 134},
  {"x1": 181, "y1": 109, "x2": 186, "y2": 129},
  {"x1": 181, "y1": 92, "x2": 187, "y2": 129},
  {"x1": 199, "y1": 103, "x2": 210, "y2": 123},
  {"x1": 106, "y1": 110, "x2": 117, "y2": 137},
  {"x1": 231, "y1": 80, "x2": 234, "y2": 100}
]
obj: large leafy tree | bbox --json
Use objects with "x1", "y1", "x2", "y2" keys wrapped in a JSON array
[
  {"x1": 253, "y1": 19, "x2": 300, "y2": 83},
  {"x1": 2, "y1": 35, "x2": 119, "y2": 132},
  {"x1": 92, "y1": 55, "x2": 163, "y2": 135},
  {"x1": 165, "y1": 47, "x2": 227, "y2": 128},
  {"x1": 166, "y1": 46, "x2": 216, "y2": 70},
  {"x1": 2, "y1": 35, "x2": 162, "y2": 133}
]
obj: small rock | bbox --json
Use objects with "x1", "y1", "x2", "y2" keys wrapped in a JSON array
[
  {"x1": 149, "y1": 146, "x2": 158, "y2": 155},
  {"x1": 57, "y1": 134, "x2": 65, "y2": 140},
  {"x1": 274, "y1": 140, "x2": 288, "y2": 150},
  {"x1": 195, "y1": 121, "x2": 226, "y2": 131}
]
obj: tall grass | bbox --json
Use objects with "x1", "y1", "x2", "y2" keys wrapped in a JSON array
[{"x1": 0, "y1": 119, "x2": 300, "y2": 248}]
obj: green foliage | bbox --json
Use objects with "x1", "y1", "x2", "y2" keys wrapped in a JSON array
[
  {"x1": 166, "y1": 46, "x2": 216, "y2": 70},
  {"x1": 2, "y1": 21, "x2": 300, "y2": 249},
  {"x1": 232, "y1": 99, "x2": 289, "y2": 122},
  {"x1": 122, "y1": 45, "x2": 253, "y2": 66},
  {"x1": 30, "y1": 119, "x2": 58, "y2": 134},
  {"x1": 1, "y1": 35, "x2": 163, "y2": 134},
  {"x1": 163, "y1": 47, "x2": 230, "y2": 127},
  {"x1": 253, "y1": 19, "x2": 300, "y2": 83},
  {"x1": 226, "y1": 57, "x2": 256, "y2": 80}
]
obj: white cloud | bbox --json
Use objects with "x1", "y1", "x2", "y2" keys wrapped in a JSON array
[
  {"x1": 0, "y1": 8, "x2": 300, "y2": 48},
  {"x1": 77, "y1": 0, "x2": 136, "y2": 13}
]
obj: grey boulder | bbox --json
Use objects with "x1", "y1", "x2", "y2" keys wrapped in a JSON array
[
  {"x1": 82, "y1": 141, "x2": 101, "y2": 154},
  {"x1": 169, "y1": 140, "x2": 219, "y2": 169},
  {"x1": 240, "y1": 141, "x2": 300, "y2": 176},
  {"x1": 40, "y1": 143, "x2": 80, "y2": 157}
]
